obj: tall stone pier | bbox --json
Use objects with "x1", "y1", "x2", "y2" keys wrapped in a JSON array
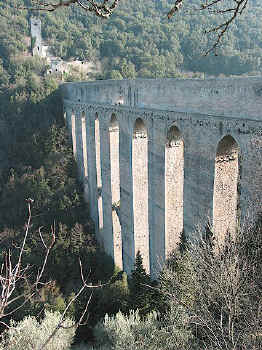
[{"x1": 60, "y1": 78, "x2": 262, "y2": 276}]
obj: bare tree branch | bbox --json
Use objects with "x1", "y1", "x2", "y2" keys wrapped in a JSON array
[
  {"x1": 167, "y1": 0, "x2": 250, "y2": 54},
  {"x1": 0, "y1": 199, "x2": 57, "y2": 321},
  {"x1": 0, "y1": 200, "x2": 114, "y2": 349},
  {"x1": 157, "y1": 218, "x2": 262, "y2": 349},
  {"x1": 18, "y1": 0, "x2": 121, "y2": 18},
  {"x1": 37, "y1": 256, "x2": 112, "y2": 350}
]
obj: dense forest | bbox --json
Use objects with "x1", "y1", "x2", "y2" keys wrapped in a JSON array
[
  {"x1": 0, "y1": 1, "x2": 261, "y2": 349},
  {"x1": 1, "y1": 0, "x2": 262, "y2": 79}
]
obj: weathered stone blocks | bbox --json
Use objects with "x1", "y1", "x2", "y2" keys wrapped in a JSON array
[{"x1": 61, "y1": 78, "x2": 262, "y2": 276}]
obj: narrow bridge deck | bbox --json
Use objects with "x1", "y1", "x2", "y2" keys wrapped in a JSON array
[{"x1": 61, "y1": 77, "x2": 262, "y2": 121}]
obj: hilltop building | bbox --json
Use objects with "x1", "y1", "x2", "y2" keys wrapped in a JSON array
[{"x1": 30, "y1": 16, "x2": 100, "y2": 77}]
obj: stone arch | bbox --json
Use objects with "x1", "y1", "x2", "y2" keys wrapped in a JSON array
[
  {"x1": 213, "y1": 135, "x2": 240, "y2": 241},
  {"x1": 109, "y1": 114, "x2": 122, "y2": 269},
  {"x1": 95, "y1": 113, "x2": 103, "y2": 232},
  {"x1": 165, "y1": 125, "x2": 184, "y2": 256},
  {"x1": 132, "y1": 117, "x2": 149, "y2": 272},
  {"x1": 133, "y1": 117, "x2": 147, "y2": 136}
]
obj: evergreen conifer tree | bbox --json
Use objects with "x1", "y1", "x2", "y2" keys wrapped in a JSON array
[
  {"x1": 178, "y1": 229, "x2": 188, "y2": 253},
  {"x1": 129, "y1": 251, "x2": 156, "y2": 315}
]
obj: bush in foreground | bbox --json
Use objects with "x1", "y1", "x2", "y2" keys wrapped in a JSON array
[
  {"x1": 0, "y1": 311, "x2": 75, "y2": 350},
  {"x1": 91, "y1": 308, "x2": 194, "y2": 350}
]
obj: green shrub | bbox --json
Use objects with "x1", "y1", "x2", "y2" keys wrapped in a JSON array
[
  {"x1": 159, "y1": 219, "x2": 262, "y2": 350},
  {"x1": 0, "y1": 311, "x2": 75, "y2": 350},
  {"x1": 93, "y1": 309, "x2": 193, "y2": 350}
]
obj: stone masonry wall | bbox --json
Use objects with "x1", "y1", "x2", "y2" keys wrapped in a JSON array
[
  {"x1": 109, "y1": 117, "x2": 122, "y2": 269},
  {"x1": 213, "y1": 136, "x2": 239, "y2": 242},
  {"x1": 62, "y1": 78, "x2": 262, "y2": 276}
]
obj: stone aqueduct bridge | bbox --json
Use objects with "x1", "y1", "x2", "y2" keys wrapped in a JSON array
[{"x1": 61, "y1": 78, "x2": 262, "y2": 276}]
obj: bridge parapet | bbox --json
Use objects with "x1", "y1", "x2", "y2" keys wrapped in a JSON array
[{"x1": 61, "y1": 77, "x2": 262, "y2": 120}]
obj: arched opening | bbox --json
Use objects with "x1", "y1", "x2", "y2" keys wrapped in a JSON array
[
  {"x1": 95, "y1": 113, "x2": 103, "y2": 232},
  {"x1": 109, "y1": 114, "x2": 122, "y2": 269},
  {"x1": 132, "y1": 118, "x2": 149, "y2": 272},
  {"x1": 165, "y1": 125, "x2": 184, "y2": 257},
  {"x1": 213, "y1": 135, "x2": 239, "y2": 241}
]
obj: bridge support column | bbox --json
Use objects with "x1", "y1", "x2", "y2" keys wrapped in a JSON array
[
  {"x1": 183, "y1": 131, "x2": 215, "y2": 239},
  {"x1": 99, "y1": 114, "x2": 114, "y2": 259},
  {"x1": 74, "y1": 110, "x2": 85, "y2": 182},
  {"x1": 149, "y1": 119, "x2": 166, "y2": 278},
  {"x1": 65, "y1": 108, "x2": 72, "y2": 137},
  {"x1": 81, "y1": 113, "x2": 89, "y2": 203},
  {"x1": 84, "y1": 109, "x2": 99, "y2": 235},
  {"x1": 120, "y1": 113, "x2": 135, "y2": 274}
]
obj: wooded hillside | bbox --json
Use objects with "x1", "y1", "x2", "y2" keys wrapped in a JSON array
[{"x1": 1, "y1": 0, "x2": 262, "y2": 78}]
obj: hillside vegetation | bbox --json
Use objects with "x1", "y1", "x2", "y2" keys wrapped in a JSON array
[{"x1": 1, "y1": 0, "x2": 262, "y2": 79}]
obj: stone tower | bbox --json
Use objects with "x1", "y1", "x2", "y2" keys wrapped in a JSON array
[{"x1": 30, "y1": 17, "x2": 43, "y2": 57}]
